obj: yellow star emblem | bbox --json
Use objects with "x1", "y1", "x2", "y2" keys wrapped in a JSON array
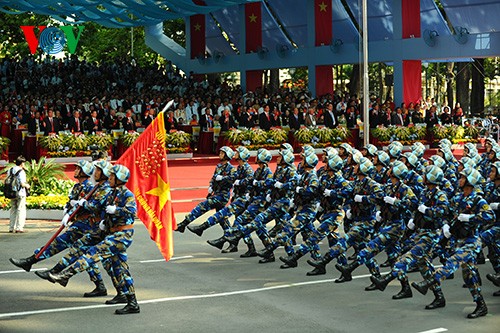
[
  {"x1": 249, "y1": 13, "x2": 258, "y2": 23},
  {"x1": 319, "y1": 2, "x2": 328, "y2": 12},
  {"x1": 194, "y1": 23, "x2": 201, "y2": 31},
  {"x1": 146, "y1": 173, "x2": 171, "y2": 213}
]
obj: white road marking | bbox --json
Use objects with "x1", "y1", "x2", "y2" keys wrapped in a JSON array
[
  {"x1": 172, "y1": 198, "x2": 205, "y2": 203},
  {"x1": 0, "y1": 268, "x2": 48, "y2": 275},
  {"x1": 139, "y1": 256, "x2": 193, "y2": 263},
  {"x1": 417, "y1": 328, "x2": 448, "y2": 333}
]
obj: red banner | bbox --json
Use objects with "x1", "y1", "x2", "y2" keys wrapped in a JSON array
[
  {"x1": 402, "y1": 0, "x2": 421, "y2": 38},
  {"x1": 245, "y1": 2, "x2": 262, "y2": 53},
  {"x1": 190, "y1": 14, "x2": 206, "y2": 59},
  {"x1": 315, "y1": 0, "x2": 332, "y2": 46},
  {"x1": 246, "y1": 70, "x2": 263, "y2": 92},
  {"x1": 117, "y1": 112, "x2": 176, "y2": 261},
  {"x1": 403, "y1": 60, "x2": 422, "y2": 105},
  {"x1": 316, "y1": 65, "x2": 333, "y2": 97}
]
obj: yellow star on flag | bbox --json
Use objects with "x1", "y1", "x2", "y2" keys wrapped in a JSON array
[
  {"x1": 249, "y1": 13, "x2": 258, "y2": 23},
  {"x1": 319, "y1": 2, "x2": 328, "y2": 12},
  {"x1": 194, "y1": 23, "x2": 201, "y2": 31},
  {"x1": 146, "y1": 173, "x2": 171, "y2": 213}
]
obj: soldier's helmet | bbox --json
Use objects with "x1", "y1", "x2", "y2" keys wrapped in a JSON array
[
  {"x1": 94, "y1": 160, "x2": 112, "y2": 177},
  {"x1": 357, "y1": 157, "x2": 374, "y2": 176},
  {"x1": 429, "y1": 155, "x2": 446, "y2": 169},
  {"x1": 304, "y1": 154, "x2": 319, "y2": 168},
  {"x1": 327, "y1": 155, "x2": 344, "y2": 172},
  {"x1": 236, "y1": 146, "x2": 251, "y2": 162},
  {"x1": 411, "y1": 144, "x2": 425, "y2": 158},
  {"x1": 387, "y1": 141, "x2": 403, "y2": 159},
  {"x1": 438, "y1": 138, "x2": 452, "y2": 149},
  {"x1": 464, "y1": 142, "x2": 478, "y2": 156},
  {"x1": 459, "y1": 156, "x2": 476, "y2": 169},
  {"x1": 401, "y1": 152, "x2": 418, "y2": 168},
  {"x1": 279, "y1": 149, "x2": 295, "y2": 165},
  {"x1": 375, "y1": 151, "x2": 390, "y2": 167},
  {"x1": 363, "y1": 144, "x2": 378, "y2": 157},
  {"x1": 301, "y1": 145, "x2": 315, "y2": 157},
  {"x1": 491, "y1": 161, "x2": 500, "y2": 177},
  {"x1": 323, "y1": 146, "x2": 338, "y2": 158},
  {"x1": 280, "y1": 143, "x2": 293, "y2": 152},
  {"x1": 391, "y1": 161, "x2": 408, "y2": 180},
  {"x1": 424, "y1": 165, "x2": 444, "y2": 185},
  {"x1": 76, "y1": 160, "x2": 95, "y2": 177},
  {"x1": 111, "y1": 164, "x2": 130, "y2": 183},
  {"x1": 339, "y1": 143, "x2": 352, "y2": 155},
  {"x1": 257, "y1": 148, "x2": 272, "y2": 164},
  {"x1": 460, "y1": 167, "x2": 483, "y2": 186},
  {"x1": 220, "y1": 146, "x2": 235, "y2": 160}
]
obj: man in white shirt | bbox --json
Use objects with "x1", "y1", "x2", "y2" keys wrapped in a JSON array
[{"x1": 9, "y1": 156, "x2": 30, "y2": 233}]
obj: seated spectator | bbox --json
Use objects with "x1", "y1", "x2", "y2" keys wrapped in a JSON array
[
  {"x1": 189, "y1": 114, "x2": 199, "y2": 126},
  {"x1": 440, "y1": 106, "x2": 453, "y2": 125}
]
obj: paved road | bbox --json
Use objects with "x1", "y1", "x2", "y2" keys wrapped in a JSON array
[{"x1": 0, "y1": 217, "x2": 498, "y2": 333}]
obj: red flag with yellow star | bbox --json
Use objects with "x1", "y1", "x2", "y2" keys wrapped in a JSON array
[{"x1": 117, "y1": 111, "x2": 176, "y2": 261}]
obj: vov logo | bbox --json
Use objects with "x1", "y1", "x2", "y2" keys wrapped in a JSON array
[{"x1": 21, "y1": 26, "x2": 85, "y2": 55}]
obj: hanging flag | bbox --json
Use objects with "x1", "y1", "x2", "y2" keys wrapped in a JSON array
[
  {"x1": 314, "y1": 0, "x2": 332, "y2": 46},
  {"x1": 402, "y1": 0, "x2": 421, "y2": 39},
  {"x1": 117, "y1": 112, "x2": 176, "y2": 261},
  {"x1": 190, "y1": 14, "x2": 205, "y2": 59},
  {"x1": 245, "y1": 2, "x2": 262, "y2": 53}
]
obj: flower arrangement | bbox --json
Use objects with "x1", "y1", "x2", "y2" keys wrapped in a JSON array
[
  {"x1": 293, "y1": 126, "x2": 351, "y2": 145},
  {"x1": 119, "y1": 131, "x2": 141, "y2": 148},
  {"x1": 120, "y1": 130, "x2": 192, "y2": 153},
  {"x1": 0, "y1": 136, "x2": 10, "y2": 154},
  {"x1": 38, "y1": 133, "x2": 113, "y2": 157},
  {"x1": 0, "y1": 194, "x2": 68, "y2": 210},
  {"x1": 430, "y1": 124, "x2": 479, "y2": 143},
  {"x1": 371, "y1": 124, "x2": 427, "y2": 144},
  {"x1": 224, "y1": 128, "x2": 288, "y2": 148}
]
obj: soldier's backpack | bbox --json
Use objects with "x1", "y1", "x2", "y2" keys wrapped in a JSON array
[{"x1": 3, "y1": 168, "x2": 22, "y2": 199}]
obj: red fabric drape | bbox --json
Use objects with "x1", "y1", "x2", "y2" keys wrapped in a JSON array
[
  {"x1": 246, "y1": 70, "x2": 263, "y2": 92},
  {"x1": 402, "y1": 0, "x2": 421, "y2": 38},
  {"x1": 403, "y1": 60, "x2": 422, "y2": 105},
  {"x1": 315, "y1": 0, "x2": 332, "y2": 46},
  {"x1": 190, "y1": 15, "x2": 205, "y2": 59},
  {"x1": 316, "y1": 66, "x2": 333, "y2": 97},
  {"x1": 245, "y1": 2, "x2": 262, "y2": 53}
]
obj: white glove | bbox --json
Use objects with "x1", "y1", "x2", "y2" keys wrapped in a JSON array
[
  {"x1": 274, "y1": 181, "x2": 283, "y2": 189},
  {"x1": 407, "y1": 218, "x2": 415, "y2": 230},
  {"x1": 323, "y1": 189, "x2": 332, "y2": 197},
  {"x1": 207, "y1": 186, "x2": 213, "y2": 194},
  {"x1": 442, "y1": 224, "x2": 451, "y2": 238},
  {"x1": 106, "y1": 205, "x2": 117, "y2": 214},
  {"x1": 490, "y1": 202, "x2": 499, "y2": 210},
  {"x1": 99, "y1": 220, "x2": 106, "y2": 231},
  {"x1": 315, "y1": 202, "x2": 321, "y2": 211},
  {"x1": 245, "y1": 193, "x2": 251, "y2": 201},
  {"x1": 418, "y1": 204, "x2": 428, "y2": 214},
  {"x1": 234, "y1": 180, "x2": 241, "y2": 186},
  {"x1": 215, "y1": 175, "x2": 224, "y2": 181},
  {"x1": 354, "y1": 195, "x2": 363, "y2": 203},
  {"x1": 70, "y1": 199, "x2": 78, "y2": 207},
  {"x1": 61, "y1": 214, "x2": 70, "y2": 227},
  {"x1": 289, "y1": 199, "x2": 294, "y2": 208},
  {"x1": 253, "y1": 179, "x2": 258, "y2": 186},
  {"x1": 375, "y1": 211, "x2": 381, "y2": 222},
  {"x1": 77, "y1": 198, "x2": 87, "y2": 206},
  {"x1": 383, "y1": 196, "x2": 397, "y2": 205},
  {"x1": 295, "y1": 186, "x2": 303, "y2": 194},
  {"x1": 266, "y1": 194, "x2": 272, "y2": 202},
  {"x1": 458, "y1": 213, "x2": 473, "y2": 222},
  {"x1": 63, "y1": 207, "x2": 68, "y2": 215},
  {"x1": 346, "y1": 209, "x2": 352, "y2": 219}
]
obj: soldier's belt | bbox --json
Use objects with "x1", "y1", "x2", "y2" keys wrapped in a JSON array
[{"x1": 110, "y1": 224, "x2": 134, "y2": 232}]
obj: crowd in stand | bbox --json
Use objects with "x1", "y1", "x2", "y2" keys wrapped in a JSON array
[{"x1": 0, "y1": 56, "x2": 491, "y2": 142}]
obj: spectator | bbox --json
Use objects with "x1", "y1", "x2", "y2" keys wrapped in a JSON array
[
  {"x1": 440, "y1": 106, "x2": 453, "y2": 125},
  {"x1": 28, "y1": 111, "x2": 44, "y2": 135},
  {"x1": 289, "y1": 107, "x2": 302, "y2": 130},
  {"x1": 189, "y1": 114, "x2": 199, "y2": 126},
  {"x1": 425, "y1": 105, "x2": 439, "y2": 128},
  {"x1": 143, "y1": 108, "x2": 156, "y2": 127},
  {"x1": 9, "y1": 156, "x2": 30, "y2": 233},
  {"x1": 391, "y1": 107, "x2": 405, "y2": 126},
  {"x1": 271, "y1": 108, "x2": 282, "y2": 127},
  {"x1": 199, "y1": 108, "x2": 214, "y2": 131},
  {"x1": 258, "y1": 104, "x2": 272, "y2": 131},
  {"x1": 220, "y1": 108, "x2": 236, "y2": 132},
  {"x1": 304, "y1": 108, "x2": 317, "y2": 127},
  {"x1": 67, "y1": 110, "x2": 83, "y2": 133},
  {"x1": 122, "y1": 109, "x2": 136, "y2": 132},
  {"x1": 85, "y1": 110, "x2": 103, "y2": 134},
  {"x1": 323, "y1": 102, "x2": 338, "y2": 129},
  {"x1": 452, "y1": 102, "x2": 464, "y2": 125},
  {"x1": 43, "y1": 108, "x2": 61, "y2": 135},
  {"x1": 103, "y1": 109, "x2": 119, "y2": 131},
  {"x1": 164, "y1": 111, "x2": 178, "y2": 132}
]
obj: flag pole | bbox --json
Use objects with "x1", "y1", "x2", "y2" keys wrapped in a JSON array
[{"x1": 362, "y1": 0, "x2": 370, "y2": 146}]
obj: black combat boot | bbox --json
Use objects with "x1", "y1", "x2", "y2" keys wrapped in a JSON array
[
  {"x1": 224, "y1": 229, "x2": 244, "y2": 245},
  {"x1": 257, "y1": 245, "x2": 276, "y2": 259},
  {"x1": 365, "y1": 272, "x2": 381, "y2": 291},
  {"x1": 306, "y1": 267, "x2": 326, "y2": 276},
  {"x1": 477, "y1": 250, "x2": 486, "y2": 265},
  {"x1": 335, "y1": 261, "x2": 360, "y2": 281},
  {"x1": 105, "y1": 291, "x2": 128, "y2": 305},
  {"x1": 187, "y1": 222, "x2": 210, "y2": 237},
  {"x1": 467, "y1": 298, "x2": 488, "y2": 319},
  {"x1": 307, "y1": 252, "x2": 334, "y2": 272},
  {"x1": 240, "y1": 239, "x2": 258, "y2": 258},
  {"x1": 279, "y1": 252, "x2": 303, "y2": 269},
  {"x1": 9, "y1": 254, "x2": 38, "y2": 272},
  {"x1": 258, "y1": 253, "x2": 275, "y2": 263},
  {"x1": 392, "y1": 278, "x2": 413, "y2": 299},
  {"x1": 48, "y1": 267, "x2": 77, "y2": 287},
  {"x1": 425, "y1": 289, "x2": 446, "y2": 309},
  {"x1": 411, "y1": 278, "x2": 437, "y2": 295},
  {"x1": 175, "y1": 219, "x2": 190, "y2": 233},
  {"x1": 221, "y1": 243, "x2": 238, "y2": 253},
  {"x1": 34, "y1": 266, "x2": 60, "y2": 283},
  {"x1": 486, "y1": 273, "x2": 500, "y2": 287},
  {"x1": 83, "y1": 280, "x2": 108, "y2": 297},
  {"x1": 115, "y1": 294, "x2": 140, "y2": 315},
  {"x1": 493, "y1": 290, "x2": 500, "y2": 296},
  {"x1": 370, "y1": 273, "x2": 396, "y2": 291},
  {"x1": 207, "y1": 237, "x2": 226, "y2": 250}
]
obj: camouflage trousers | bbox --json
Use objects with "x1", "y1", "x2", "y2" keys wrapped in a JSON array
[
  {"x1": 184, "y1": 193, "x2": 229, "y2": 223},
  {"x1": 240, "y1": 198, "x2": 291, "y2": 239},
  {"x1": 480, "y1": 224, "x2": 500, "y2": 273},
  {"x1": 206, "y1": 196, "x2": 247, "y2": 229}
]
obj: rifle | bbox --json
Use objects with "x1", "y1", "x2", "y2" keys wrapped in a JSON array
[{"x1": 35, "y1": 183, "x2": 100, "y2": 260}]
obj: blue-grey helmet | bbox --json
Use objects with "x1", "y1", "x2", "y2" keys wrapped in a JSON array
[
  {"x1": 411, "y1": 144, "x2": 425, "y2": 158},
  {"x1": 429, "y1": 155, "x2": 446, "y2": 169},
  {"x1": 257, "y1": 148, "x2": 272, "y2": 164},
  {"x1": 304, "y1": 153, "x2": 319, "y2": 168},
  {"x1": 327, "y1": 155, "x2": 344, "y2": 172},
  {"x1": 391, "y1": 160, "x2": 409, "y2": 180},
  {"x1": 220, "y1": 146, "x2": 235, "y2": 160},
  {"x1": 424, "y1": 165, "x2": 444, "y2": 185},
  {"x1": 375, "y1": 151, "x2": 390, "y2": 167},
  {"x1": 358, "y1": 157, "x2": 374, "y2": 176},
  {"x1": 76, "y1": 160, "x2": 95, "y2": 177},
  {"x1": 236, "y1": 146, "x2": 251, "y2": 162},
  {"x1": 459, "y1": 167, "x2": 483, "y2": 186},
  {"x1": 301, "y1": 144, "x2": 315, "y2": 157},
  {"x1": 111, "y1": 164, "x2": 130, "y2": 183},
  {"x1": 363, "y1": 144, "x2": 378, "y2": 157},
  {"x1": 323, "y1": 146, "x2": 338, "y2": 158},
  {"x1": 94, "y1": 160, "x2": 112, "y2": 178},
  {"x1": 279, "y1": 149, "x2": 295, "y2": 165},
  {"x1": 464, "y1": 142, "x2": 477, "y2": 156},
  {"x1": 387, "y1": 141, "x2": 403, "y2": 159},
  {"x1": 280, "y1": 142, "x2": 293, "y2": 152},
  {"x1": 438, "y1": 139, "x2": 452, "y2": 149},
  {"x1": 401, "y1": 152, "x2": 418, "y2": 168},
  {"x1": 459, "y1": 156, "x2": 476, "y2": 169},
  {"x1": 339, "y1": 142, "x2": 352, "y2": 156},
  {"x1": 438, "y1": 147, "x2": 455, "y2": 163}
]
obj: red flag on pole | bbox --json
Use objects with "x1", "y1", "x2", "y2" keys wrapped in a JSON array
[
  {"x1": 314, "y1": 0, "x2": 332, "y2": 46},
  {"x1": 117, "y1": 112, "x2": 176, "y2": 261},
  {"x1": 245, "y1": 2, "x2": 262, "y2": 53}
]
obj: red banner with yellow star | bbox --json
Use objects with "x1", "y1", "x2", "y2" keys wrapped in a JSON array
[
  {"x1": 245, "y1": 2, "x2": 262, "y2": 53},
  {"x1": 190, "y1": 14, "x2": 205, "y2": 59},
  {"x1": 315, "y1": 0, "x2": 332, "y2": 46},
  {"x1": 117, "y1": 111, "x2": 176, "y2": 261}
]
